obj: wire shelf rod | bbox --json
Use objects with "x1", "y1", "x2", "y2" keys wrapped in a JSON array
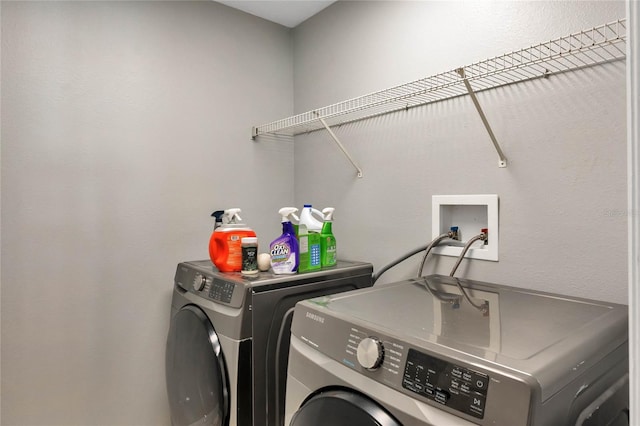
[{"x1": 251, "y1": 19, "x2": 626, "y2": 138}]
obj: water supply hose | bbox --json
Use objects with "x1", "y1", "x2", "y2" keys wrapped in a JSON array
[
  {"x1": 371, "y1": 244, "x2": 429, "y2": 284},
  {"x1": 372, "y1": 232, "x2": 455, "y2": 285},
  {"x1": 417, "y1": 232, "x2": 456, "y2": 278},
  {"x1": 449, "y1": 232, "x2": 486, "y2": 277},
  {"x1": 449, "y1": 232, "x2": 489, "y2": 314}
]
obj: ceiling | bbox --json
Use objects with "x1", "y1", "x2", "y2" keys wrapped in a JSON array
[{"x1": 215, "y1": 0, "x2": 336, "y2": 28}]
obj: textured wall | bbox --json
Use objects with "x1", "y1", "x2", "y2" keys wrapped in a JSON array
[
  {"x1": 0, "y1": 1, "x2": 631, "y2": 424},
  {"x1": 1, "y1": 1, "x2": 293, "y2": 424},
  {"x1": 292, "y1": 1, "x2": 628, "y2": 303}
]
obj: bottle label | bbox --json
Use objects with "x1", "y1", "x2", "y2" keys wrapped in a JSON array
[
  {"x1": 322, "y1": 236, "x2": 337, "y2": 266},
  {"x1": 228, "y1": 235, "x2": 242, "y2": 269},
  {"x1": 242, "y1": 245, "x2": 258, "y2": 274},
  {"x1": 270, "y1": 242, "x2": 297, "y2": 273},
  {"x1": 310, "y1": 243, "x2": 321, "y2": 267},
  {"x1": 299, "y1": 236, "x2": 309, "y2": 253},
  {"x1": 271, "y1": 243, "x2": 290, "y2": 258}
]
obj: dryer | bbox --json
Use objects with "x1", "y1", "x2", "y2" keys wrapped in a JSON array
[
  {"x1": 165, "y1": 259, "x2": 373, "y2": 426},
  {"x1": 285, "y1": 275, "x2": 629, "y2": 426}
]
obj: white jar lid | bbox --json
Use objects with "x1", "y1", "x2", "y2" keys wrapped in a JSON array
[{"x1": 241, "y1": 237, "x2": 258, "y2": 244}]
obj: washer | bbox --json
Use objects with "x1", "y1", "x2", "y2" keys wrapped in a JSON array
[
  {"x1": 165, "y1": 259, "x2": 373, "y2": 426},
  {"x1": 285, "y1": 275, "x2": 629, "y2": 425}
]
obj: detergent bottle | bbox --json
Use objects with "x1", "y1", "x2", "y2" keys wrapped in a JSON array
[
  {"x1": 299, "y1": 204, "x2": 324, "y2": 233},
  {"x1": 270, "y1": 207, "x2": 299, "y2": 274},
  {"x1": 209, "y1": 208, "x2": 256, "y2": 272},
  {"x1": 320, "y1": 207, "x2": 337, "y2": 267},
  {"x1": 297, "y1": 222, "x2": 321, "y2": 273}
]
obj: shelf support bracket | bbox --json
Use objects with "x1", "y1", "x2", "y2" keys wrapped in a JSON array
[
  {"x1": 456, "y1": 67, "x2": 508, "y2": 168},
  {"x1": 316, "y1": 113, "x2": 363, "y2": 178}
]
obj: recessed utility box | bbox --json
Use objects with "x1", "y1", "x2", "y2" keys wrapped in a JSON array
[{"x1": 431, "y1": 194, "x2": 499, "y2": 261}]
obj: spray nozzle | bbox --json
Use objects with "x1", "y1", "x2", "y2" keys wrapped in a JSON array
[
  {"x1": 322, "y1": 207, "x2": 335, "y2": 221},
  {"x1": 211, "y1": 210, "x2": 225, "y2": 229},
  {"x1": 279, "y1": 207, "x2": 299, "y2": 223},
  {"x1": 224, "y1": 208, "x2": 243, "y2": 223}
]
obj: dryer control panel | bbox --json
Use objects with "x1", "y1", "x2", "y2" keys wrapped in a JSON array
[
  {"x1": 208, "y1": 278, "x2": 235, "y2": 304},
  {"x1": 402, "y1": 349, "x2": 488, "y2": 419},
  {"x1": 175, "y1": 263, "x2": 246, "y2": 308}
]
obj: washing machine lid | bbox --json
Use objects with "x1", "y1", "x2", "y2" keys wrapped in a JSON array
[
  {"x1": 305, "y1": 275, "x2": 627, "y2": 400},
  {"x1": 290, "y1": 389, "x2": 401, "y2": 426},
  {"x1": 320, "y1": 275, "x2": 626, "y2": 361},
  {"x1": 166, "y1": 305, "x2": 229, "y2": 426}
]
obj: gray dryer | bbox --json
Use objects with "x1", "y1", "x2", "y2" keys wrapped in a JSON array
[{"x1": 165, "y1": 259, "x2": 373, "y2": 426}]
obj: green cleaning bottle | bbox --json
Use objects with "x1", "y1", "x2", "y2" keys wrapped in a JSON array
[
  {"x1": 297, "y1": 223, "x2": 321, "y2": 273},
  {"x1": 320, "y1": 207, "x2": 337, "y2": 267}
]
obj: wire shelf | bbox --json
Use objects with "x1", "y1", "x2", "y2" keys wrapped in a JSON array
[{"x1": 252, "y1": 19, "x2": 627, "y2": 138}]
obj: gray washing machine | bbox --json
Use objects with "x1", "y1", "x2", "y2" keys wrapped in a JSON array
[
  {"x1": 165, "y1": 259, "x2": 372, "y2": 426},
  {"x1": 285, "y1": 275, "x2": 629, "y2": 426}
]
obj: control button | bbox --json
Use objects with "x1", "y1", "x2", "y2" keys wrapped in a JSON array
[
  {"x1": 435, "y1": 390, "x2": 450, "y2": 405},
  {"x1": 469, "y1": 392, "x2": 486, "y2": 413},
  {"x1": 451, "y1": 367, "x2": 463, "y2": 379},
  {"x1": 460, "y1": 383, "x2": 471, "y2": 393},
  {"x1": 192, "y1": 274, "x2": 206, "y2": 291},
  {"x1": 462, "y1": 371, "x2": 473, "y2": 382},
  {"x1": 473, "y1": 373, "x2": 489, "y2": 392},
  {"x1": 356, "y1": 337, "x2": 384, "y2": 370},
  {"x1": 402, "y1": 378, "x2": 417, "y2": 393}
]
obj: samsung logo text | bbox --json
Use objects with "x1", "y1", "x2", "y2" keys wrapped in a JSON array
[{"x1": 305, "y1": 312, "x2": 325, "y2": 324}]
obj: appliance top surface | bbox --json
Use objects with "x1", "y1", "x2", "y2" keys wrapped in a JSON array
[
  {"x1": 181, "y1": 259, "x2": 372, "y2": 290},
  {"x1": 308, "y1": 275, "x2": 627, "y2": 362}
]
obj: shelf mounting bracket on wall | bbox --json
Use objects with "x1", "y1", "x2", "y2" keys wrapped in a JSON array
[
  {"x1": 456, "y1": 67, "x2": 508, "y2": 168},
  {"x1": 315, "y1": 112, "x2": 363, "y2": 178}
]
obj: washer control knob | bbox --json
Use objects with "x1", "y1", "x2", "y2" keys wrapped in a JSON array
[
  {"x1": 192, "y1": 274, "x2": 207, "y2": 291},
  {"x1": 357, "y1": 337, "x2": 384, "y2": 370}
]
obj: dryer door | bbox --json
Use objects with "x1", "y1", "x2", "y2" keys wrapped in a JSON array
[
  {"x1": 166, "y1": 305, "x2": 229, "y2": 426},
  {"x1": 290, "y1": 389, "x2": 401, "y2": 426}
]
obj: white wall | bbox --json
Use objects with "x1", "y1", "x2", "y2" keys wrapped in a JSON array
[
  {"x1": 1, "y1": 1, "x2": 293, "y2": 424},
  {"x1": 292, "y1": 1, "x2": 629, "y2": 303},
  {"x1": 0, "y1": 1, "x2": 632, "y2": 424}
]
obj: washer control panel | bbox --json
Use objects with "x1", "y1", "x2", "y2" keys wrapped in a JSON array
[
  {"x1": 339, "y1": 325, "x2": 490, "y2": 421},
  {"x1": 208, "y1": 278, "x2": 235, "y2": 304},
  {"x1": 403, "y1": 349, "x2": 489, "y2": 419},
  {"x1": 175, "y1": 263, "x2": 245, "y2": 308}
]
